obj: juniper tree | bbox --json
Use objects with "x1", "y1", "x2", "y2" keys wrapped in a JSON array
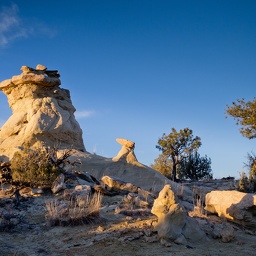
[
  {"x1": 154, "y1": 128, "x2": 202, "y2": 181},
  {"x1": 226, "y1": 97, "x2": 256, "y2": 139}
]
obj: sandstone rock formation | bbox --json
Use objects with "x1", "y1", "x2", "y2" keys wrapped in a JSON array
[
  {"x1": 66, "y1": 149, "x2": 175, "y2": 193},
  {"x1": 112, "y1": 138, "x2": 143, "y2": 166},
  {"x1": 0, "y1": 65, "x2": 85, "y2": 160},
  {"x1": 101, "y1": 175, "x2": 139, "y2": 194},
  {"x1": 0, "y1": 64, "x2": 185, "y2": 200},
  {"x1": 205, "y1": 190, "x2": 256, "y2": 228},
  {"x1": 151, "y1": 184, "x2": 206, "y2": 245},
  {"x1": 51, "y1": 173, "x2": 66, "y2": 194}
]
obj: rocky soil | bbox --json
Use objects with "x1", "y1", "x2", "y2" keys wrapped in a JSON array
[{"x1": 1, "y1": 180, "x2": 256, "y2": 256}]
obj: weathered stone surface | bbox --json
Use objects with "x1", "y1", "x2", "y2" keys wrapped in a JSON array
[
  {"x1": 36, "y1": 64, "x2": 47, "y2": 71},
  {"x1": 212, "y1": 222, "x2": 235, "y2": 243},
  {"x1": 72, "y1": 171, "x2": 100, "y2": 185},
  {"x1": 74, "y1": 185, "x2": 92, "y2": 207},
  {"x1": 112, "y1": 138, "x2": 143, "y2": 166},
  {"x1": 151, "y1": 184, "x2": 206, "y2": 245},
  {"x1": 31, "y1": 188, "x2": 44, "y2": 196},
  {"x1": 123, "y1": 192, "x2": 149, "y2": 208},
  {"x1": 205, "y1": 190, "x2": 256, "y2": 228},
  {"x1": 102, "y1": 175, "x2": 139, "y2": 194},
  {"x1": 51, "y1": 174, "x2": 66, "y2": 194},
  {"x1": 0, "y1": 65, "x2": 85, "y2": 160},
  {"x1": 74, "y1": 184, "x2": 91, "y2": 194},
  {"x1": 116, "y1": 138, "x2": 135, "y2": 148},
  {"x1": 65, "y1": 150, "x2": 179, "y2": 194}
]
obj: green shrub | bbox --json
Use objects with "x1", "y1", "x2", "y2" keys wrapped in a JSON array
[
  {"x1": 150, "y1": 153, "x2": 173, "y2": 179},
  {"x1": 240, "y1": 152, "x2": 256, "y2": 193},
  {"x1": 10, "y1": 145, "x2": 67, "y2": 187},
  {"x1": 238, "y1": 171, "x2": 253, "y2": 193}
]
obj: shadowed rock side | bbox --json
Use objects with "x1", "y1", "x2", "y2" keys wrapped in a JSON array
[
  {"x1": 205, "y1": 190, "x2": 256, "y2": 228},
  {"x1": 0, "y1": 64, "x2": 85, "y2": 160}
]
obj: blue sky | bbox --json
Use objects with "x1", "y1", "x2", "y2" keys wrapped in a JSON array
[{"x1": 0, "y1": 0, "x2": 255, "y2": 178}]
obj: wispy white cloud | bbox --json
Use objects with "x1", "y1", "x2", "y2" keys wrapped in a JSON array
[
  {"x1": 0, "y1": 4, "x2": 56, "y2": 47},
  {"x1": 0, "y1": 4, "x2": 27, "y2": 46},
  {"x1": 75, "y1": 110, "x2": 95, "y2": 119}
]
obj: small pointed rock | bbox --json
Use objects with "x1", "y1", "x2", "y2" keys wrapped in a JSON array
[{"x1": 36, "y1": 64, "x2": 47, "y2": 71}]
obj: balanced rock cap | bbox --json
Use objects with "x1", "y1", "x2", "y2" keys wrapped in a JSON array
[
  {"x1": 36, "y1": 64, "x2": 47, "y2": 71},
  {"x1": 116, "y1": 138, "x2": 135, "y2": 149},
  {"x1": 0, "y1": 65, "x2": 61, "y2": 89}
]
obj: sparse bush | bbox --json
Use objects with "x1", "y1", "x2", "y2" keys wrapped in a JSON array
[
  {"x1": 238, "y1": 153, "x2": 256, "y2": 193},
  {"x1": 150, "y1": 153, "x2": 172, "y2": 179},
  {"x1": 10, "y1": 145, "x2": 73, "y2": 187},
  {"x1": 246, "y1": 152, "x2": 256, "y2": 192},
  {"x1": 45, "y1": 192, "x2": 102, "y2": 226},
  {"x1": 189, "y1": 186, "x2": 207, "y2": 217},
  {"x1": 238, "y1": 171, "x2": 253, "y2": 193}
]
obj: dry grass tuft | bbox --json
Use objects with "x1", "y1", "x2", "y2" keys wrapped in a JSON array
[
  {"x1": 189, "y1": 186, "x2": 207, "y2": 217},
  {"x1": 45, "y1": 192, "x2": 102, "y2": 226}
]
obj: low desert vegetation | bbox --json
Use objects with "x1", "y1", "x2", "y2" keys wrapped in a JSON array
[
  {"x1": 238, "y1": 171, "x2": 251, "y2": 193},
  {"x1": 45, "y1": 192, "x2": 102, "y2": 226},
  {"x1": 0, "y1": 144, "x2": 80, "y2": 204},
  {"x1": 11, "y1": 146, "x2": 61, "y2": 187},
  {"x1": 246, "y1": 152, "x2": 256, "y2": 192},
  {"x1": 237, "y1": 153, "x2": 256, "y2": 193},
  {"x1": 10, "y1": 144, "x2": 75, "y2": 187},
  {"x1": 190, "y1": 186, "x2": 207, "y2": 217}
]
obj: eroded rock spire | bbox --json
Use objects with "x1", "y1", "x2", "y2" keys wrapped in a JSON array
[{"x1": 0, "y1": 64, "x2": 85, "y2": 160}]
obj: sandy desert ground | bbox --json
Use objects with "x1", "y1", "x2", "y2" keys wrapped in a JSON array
[{"x1": 1, "y1": 189, "x2": 256, "y2": 256}]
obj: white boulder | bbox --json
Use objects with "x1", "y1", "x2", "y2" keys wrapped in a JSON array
[{"x1": 205, "y1": 190, "x2": 256, "y2": 228}]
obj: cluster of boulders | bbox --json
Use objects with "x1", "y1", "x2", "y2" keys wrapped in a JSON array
[
  {"x1": 50, "y1": 172, "x2": 156, "y2": 216},
  {"x1": 151, "y1": 184, "x2": 239, "y2": 244}
]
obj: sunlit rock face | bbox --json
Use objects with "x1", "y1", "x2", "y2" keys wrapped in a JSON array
[
  {"x1": 112, "y1": 138, "x2": 144, "y2": 167},
  {"x1": 151, "y1": 184, "x2": 206, "y2": 245},
  {"x1": 0, "y1": 64, "x2": 85, "y2": 160}
]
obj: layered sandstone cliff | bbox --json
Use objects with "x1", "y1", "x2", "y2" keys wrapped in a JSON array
[{"x1": 0, "y1": 64, "x2": 85, "y2": 160}]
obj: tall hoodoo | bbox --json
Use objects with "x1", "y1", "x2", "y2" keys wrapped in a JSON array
[{"x1": 0, "y1": 64, "x2": 85, "y2": 160}]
